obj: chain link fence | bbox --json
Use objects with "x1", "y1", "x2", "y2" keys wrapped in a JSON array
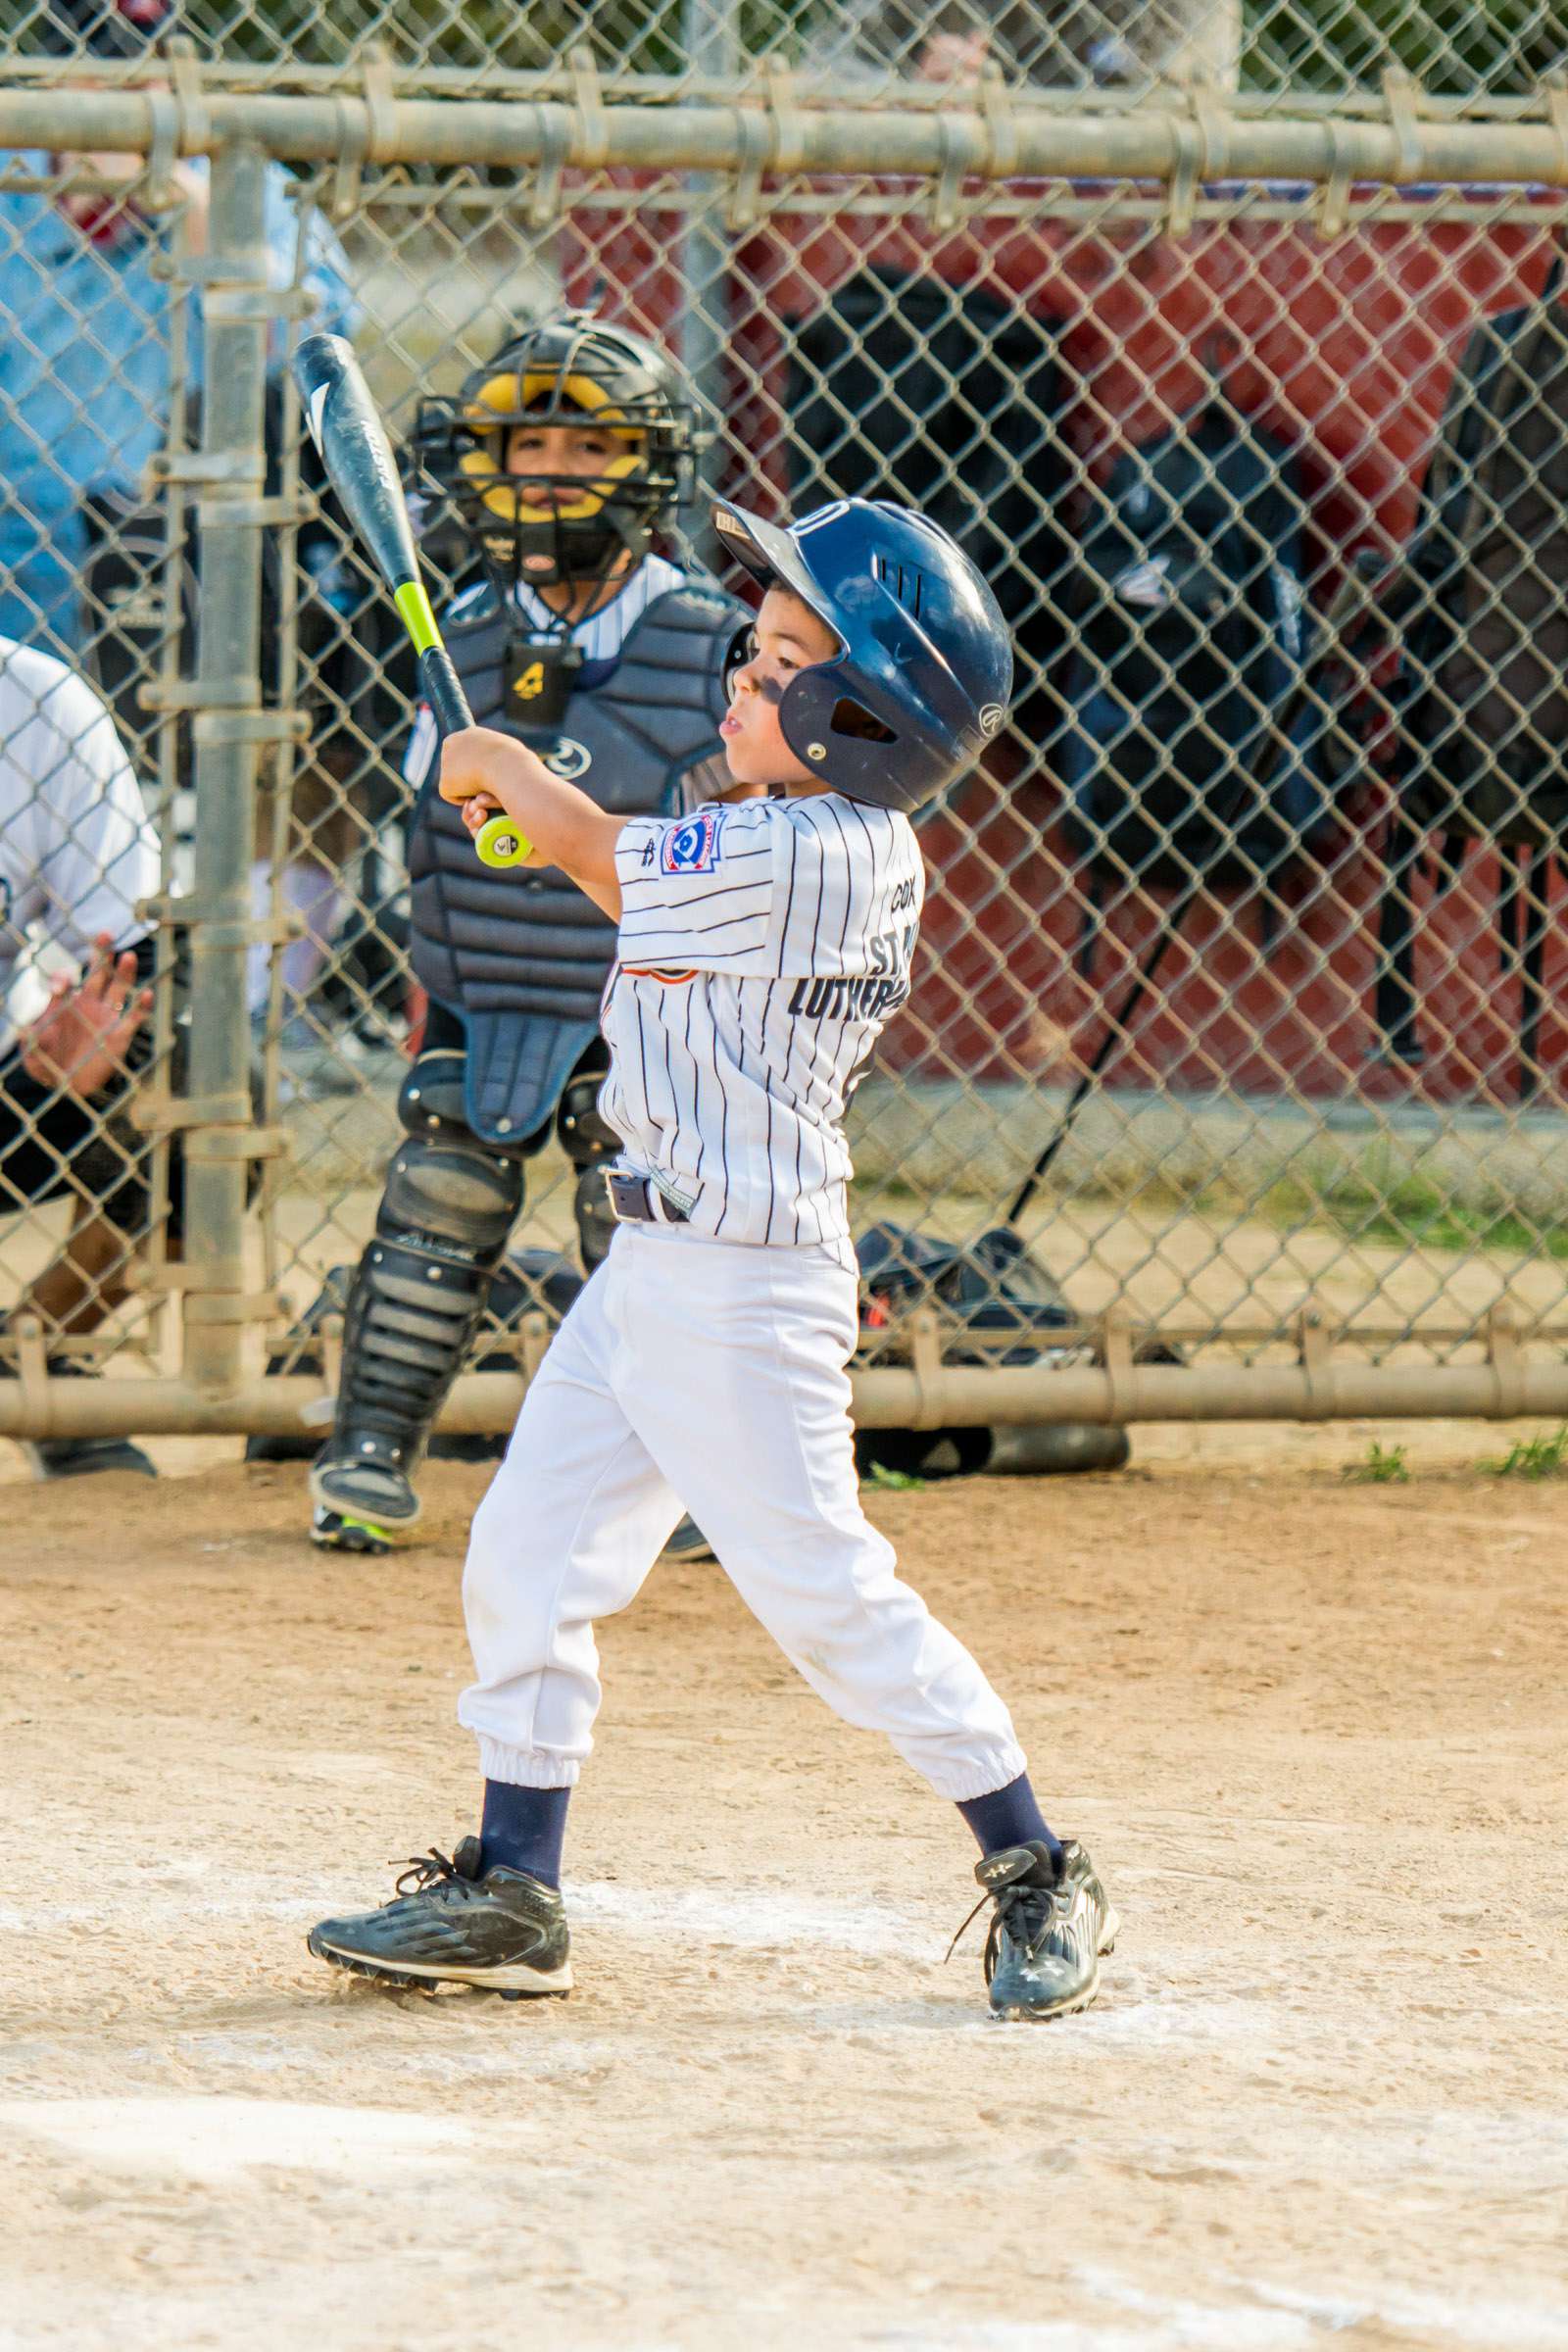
[
  {"x1": 4, "y1": 1, "x2": 1565, "y2": 105},
  {"x1": 5, "y1": 28, "x2": 1568, "y2": 1453}
]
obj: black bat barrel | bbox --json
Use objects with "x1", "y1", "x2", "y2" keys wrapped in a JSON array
[{"x1": 292, "y1": 331, "x2": 422, "y2": 600}]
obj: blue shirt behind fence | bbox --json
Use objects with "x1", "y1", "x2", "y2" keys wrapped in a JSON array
[{"x1": 0, "y1": 156, "x2": 356, "y2": 650}]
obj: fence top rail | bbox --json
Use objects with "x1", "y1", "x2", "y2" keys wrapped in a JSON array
[
  {"x1": 2, "y1": 53, "x2": 1566, "y2": 127},
  {"x1": 1, "y1": 78, "x2": 1568, "y2": 193}
]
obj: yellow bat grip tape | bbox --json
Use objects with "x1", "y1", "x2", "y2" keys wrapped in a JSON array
[
  {"x1": 474, "y1": 812, "x2": 535, "y2": 869},
  {"x1": 393, "y1": 580, "x2": 530, "y2": 873},
  {"x1": 394, "y1": 579, "x2": 443, "y2": 656}
]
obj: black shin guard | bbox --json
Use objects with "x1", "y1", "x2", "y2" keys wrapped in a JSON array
[{"x1": 314, "y1": 1059, "x2": 524, "y2": 1516}]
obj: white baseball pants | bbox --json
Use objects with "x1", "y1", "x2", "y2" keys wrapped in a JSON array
[{"x1": 458, "y1": 1221, "x2": 1027, "y2": 1802}]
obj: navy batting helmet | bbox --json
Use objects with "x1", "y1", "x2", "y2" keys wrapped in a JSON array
[{"x1": 712, "y1": 496, "x2": 1011, "y2": 814}]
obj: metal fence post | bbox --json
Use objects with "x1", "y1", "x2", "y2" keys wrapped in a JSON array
[
  {"x1": 678, "y1": 0, "x2": 738, "y2": 573},
  {"x1": 180, "y1": 137, "x2": 270, "y2": 1395}
]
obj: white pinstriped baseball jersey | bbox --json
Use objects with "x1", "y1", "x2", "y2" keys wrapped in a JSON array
[{"x1": 600, "y1": 793, "x2": 923, "y2": 1263}]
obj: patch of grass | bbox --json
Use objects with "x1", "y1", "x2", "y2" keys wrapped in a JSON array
[
  {"x1": 1479, "y1": 1426, "x2": 1568, "y2": 1479},
  {"x1": 1338, "y1": 1175, "x2": 1568, "y2": 1260},
  {"x1": 1341, "y1": 1440, "x2": 1410, "y2": 1484},
  {"x1": 865, "y1": 1461, "x2": 928, "y2": 1492},
  {"x1": 1251, "y1": 1168, "x2": 1568, "y2": 1262}
]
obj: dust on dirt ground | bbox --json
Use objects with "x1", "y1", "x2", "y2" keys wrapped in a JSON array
[{"x1": 2, "y1": 1433, "x2": 1565, "y2": 2352}]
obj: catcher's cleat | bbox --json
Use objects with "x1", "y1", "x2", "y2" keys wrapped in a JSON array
[
  {"x1": 310, "y1": 1446, "x2": 421, "y2": 1543},
  {"x1": 311, "y1": 1506, "x2": 395, "y2": 1556},
  {"x1": 950, "y1": 1838, "x2": 1118, "y2": 2023},
  {"x1": 308, "y1": 1838, "x2": 573, "y2": 1996}
]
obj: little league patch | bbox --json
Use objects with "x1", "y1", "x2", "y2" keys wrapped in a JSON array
[{"x1": 661, "y1": 808, "x2": 725, "y2": 875}]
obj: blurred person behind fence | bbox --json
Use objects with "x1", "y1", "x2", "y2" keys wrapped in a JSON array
[
  {"x1": 0, "y1": 0, "x2": 356, "y2": 648},
  {"x1": 0, "y1": 0, "x2": 362, "y2": 1076},
  {"x1": 819, "y1": 0, "x2": 1138, "y2": 87},
  {"x1": 0, "y1": 626, "x2": 170, "y2": 1481}
]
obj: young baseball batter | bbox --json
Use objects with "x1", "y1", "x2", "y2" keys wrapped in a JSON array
[{"x1": 308, "y1": 496, "x2": 1117, "y2": 2022}]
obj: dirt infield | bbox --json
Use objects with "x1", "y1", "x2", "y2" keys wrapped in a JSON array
[{"x1": 3, "y1": 1435, "x2": 1566, "y2": 2352}]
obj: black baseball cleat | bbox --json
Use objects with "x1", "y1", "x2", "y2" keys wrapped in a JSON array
[
  {"x1": 307, "y1": 1838, "x2": 572, "y2": 1997},
  {"x1": 0, "y1": 1342, "x2": 157, "y2": 1480},
  {"x1": 310, "y1": 1446, "x2": 421, "y2": 1554},
  {"x1": 24, "y1": 1433, "x2": 158, "y2": 1482},
  {"x1": 310, "y1": 1506, "x2": 394, "y2": 1556},
  {"x1": 951, "y1": 1838, "x2": 1118, "y2": 2022}
]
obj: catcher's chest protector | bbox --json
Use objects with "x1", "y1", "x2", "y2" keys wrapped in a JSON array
[{"x1": 409, "y1": 580, "x2": 742, "y2": 1140}]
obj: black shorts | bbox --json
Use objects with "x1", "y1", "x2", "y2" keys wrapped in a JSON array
[{"x1": 0, "y1": 1050, "x2": 171, "y2": 1240}]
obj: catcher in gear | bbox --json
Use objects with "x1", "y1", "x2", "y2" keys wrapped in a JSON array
[{"x1": 295, "y1": 312, "x2": 752, "y2": 1556}]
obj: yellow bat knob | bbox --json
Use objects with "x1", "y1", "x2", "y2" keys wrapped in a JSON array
[{"x1": 474, "y1": 812, "x2": 534, "y2": 869}]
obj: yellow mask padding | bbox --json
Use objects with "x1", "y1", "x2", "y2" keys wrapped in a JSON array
[
  {"x1": 460, "y1": 368, "x2": 643, "y2": 443},
  {"x1": 456, "y1": 367, "x2": 648, "y2": 523}
]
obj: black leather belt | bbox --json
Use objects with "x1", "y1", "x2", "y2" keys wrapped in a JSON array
[{"x1": 603, "y1": 1169, "x2": 691, "y2": 1226}]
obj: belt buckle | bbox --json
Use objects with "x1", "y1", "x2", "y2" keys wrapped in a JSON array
[{"x1": 604, "y1": 1169, "x2": 650, "y2": 1225}]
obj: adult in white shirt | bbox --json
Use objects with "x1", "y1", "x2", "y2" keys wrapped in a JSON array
[{"x1": 0, "y1": 634, "x2": 163, "y2": 1478}]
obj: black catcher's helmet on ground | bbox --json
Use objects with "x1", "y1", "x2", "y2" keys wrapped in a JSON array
[
  {"x1": 712, "y1": 496, "x2": 1012, "y2": 815},
  {"x1": 415, "y1": 311, "x2": 696, "y2": 592}
]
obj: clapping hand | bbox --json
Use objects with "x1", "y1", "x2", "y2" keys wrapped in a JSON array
[{"x1": 20, "y1": 935, "x2": 153, "y2": 1099}]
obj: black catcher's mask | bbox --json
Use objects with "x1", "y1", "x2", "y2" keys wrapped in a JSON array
[{"x1": 414, "y1": 311, "x2": 696, "y2": 594}]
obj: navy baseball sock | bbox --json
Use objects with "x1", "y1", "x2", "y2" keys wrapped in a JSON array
[
  {"x1": 480, "y1": 1781, "x2": 570, "y2": 1887},
  {"x1": 957, "y1": 1776, "x2": 1063, "y2": 1874}
]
